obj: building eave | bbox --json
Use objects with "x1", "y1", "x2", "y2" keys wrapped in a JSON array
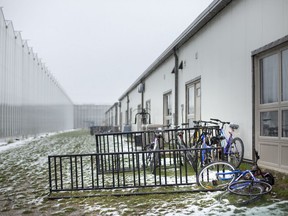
[{"x1": 118, "y1": 0, "x2": 232, "y2": 101}]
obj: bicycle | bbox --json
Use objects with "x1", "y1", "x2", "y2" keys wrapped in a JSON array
[
  {"x1": 197, "y1": 150, "x2": 274, "y2": 194},
  {"x1": 144, "y1": 128, "x2": 164, "y2": 174},
  {"x1": 227, "y1": 151, "x2": 274, "y2": 196},
  {"x1": 173, "y1": 125, "x2": 197, "y2": 172},
  {"x1": 188, "y1": 120, "x2": 220, "y2": 169},
  {"x1": 210, "y1": 118, "x2": 244, "y2": 168},
  {"x1": 134, "y1": 108, "x2": 151, "y2": 125}
]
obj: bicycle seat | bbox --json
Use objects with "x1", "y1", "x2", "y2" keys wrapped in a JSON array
[{"x1": 229, "y1": 124, "x2": 239, "y2": 130}]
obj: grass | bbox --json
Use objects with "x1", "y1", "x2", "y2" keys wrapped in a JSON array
[
  {"x1": 1, "y1": 129, "x2": 288, "y2": 215},
  {"x1": 7, "y1": 139, "x2": 14, "y2": 144},
  {"x1": 267, "y1": 171, "x2": 288, "y2": 198}
]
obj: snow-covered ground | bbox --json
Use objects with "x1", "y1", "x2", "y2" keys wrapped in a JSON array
[{"x1": 0, "y1": 130, "x2": 287, "y2": 215}]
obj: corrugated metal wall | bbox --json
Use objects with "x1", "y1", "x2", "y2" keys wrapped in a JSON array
[{"x1": 0, "y1": 9, "x2": 74, "y2": 139}]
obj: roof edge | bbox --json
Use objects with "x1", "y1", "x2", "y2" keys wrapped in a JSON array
[{"x1": 118, "y1": 0, "x2": 232, "y2": 101}]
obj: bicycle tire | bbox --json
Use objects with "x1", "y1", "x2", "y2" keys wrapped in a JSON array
[
  {"x1": 168, "y1": 138, "x2": 177, "y2": 149},
  {"x1": 189, "y1": 130, "x2": 200, "y2": 146},
  {"x1": 181, "y1": 147, "x2": 198, "y2": 172},
  {"x1": 197, "y1": 161, "x2": 236, "y2": 190},
  {"x1": 150, "y1": 151, "x2": 160, "y2": 174},
  {"x1": 192, "y1": 140, "x2": 204, "y2": 170},
  {"x1": 149, "y1": 152, "x2": 155, "y2": 174},
  {"x1": 228, "y1": 137, "x2": 244, "y2": 168},
  {"x1": 143, "y1": 143, "x2": 157, "y2": 174},
  {"x1": 144, "y1": 144, "x2": 153, "y2": 165},
  {"x1": 228, "y1": 180, "x2": 272, "y2": 196}
]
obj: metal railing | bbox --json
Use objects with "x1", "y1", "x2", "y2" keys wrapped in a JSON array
[
  {"x1": 95, "y1": 126, "x2": 220, "y2": 153},
  {"x1": 48, "y1": 126, "x2": 222, "y2": 198}
]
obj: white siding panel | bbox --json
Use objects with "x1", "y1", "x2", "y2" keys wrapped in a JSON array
[
  {"x1": 176, "y1": 0, "x2": 288, "y2": 160},
  {"x1": 144, "y1": 55, "x2": 175, "y2": 125}
]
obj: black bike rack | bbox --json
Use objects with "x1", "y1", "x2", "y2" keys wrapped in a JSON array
[{"x1": 48, "y1": 127, "x2": 222, "y2": 199}]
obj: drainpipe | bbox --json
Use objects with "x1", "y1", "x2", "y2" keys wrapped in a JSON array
[
  {"x1": 138, "y1": 82, "x2": 148, "y2": 125},
  {"x1": 173, "y1": 48, "x2": 179, "y2": 126},
  {"x1": 126, "y1": 95, "x2": 129, "y2": 125},
  {"x1": 141, "y1": 84, "x2": 144, "y2": 114}
]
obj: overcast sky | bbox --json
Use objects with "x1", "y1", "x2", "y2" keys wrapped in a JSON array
[{"x1": 0, "y1": 0, "x2": 213, "y2": 105}]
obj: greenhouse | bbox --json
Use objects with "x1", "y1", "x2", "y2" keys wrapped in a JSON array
[{"x1": 0, "y1": 8, "x2": 74, "y2": 139}]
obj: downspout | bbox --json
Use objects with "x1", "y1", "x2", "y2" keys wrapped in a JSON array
[
  {"x1": 138, "y1": 81, "x2": 144, "y2": 113},
  {"x1": 115, "y1": 102, "x2": 118, "y2": 129},
  {"x1": 138, "y1": 82, "x2": 149, "y2": 125},
  {"x1": 141, "y1": 83, "x2": 144, "y2": 115},
  {"x1": 126, "y1": 95, "x2": 129, "y2": 125},
  {"x1": 173, "y1": 48, "x2": 179, "y2": 126},
  {"x1": 118, "y1": 101, "x2": 121, "y2": 131}
]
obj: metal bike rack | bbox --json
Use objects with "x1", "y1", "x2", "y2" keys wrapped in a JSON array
[{"x1": 48, "y1": 127, "x2": 222, "y2": 198}]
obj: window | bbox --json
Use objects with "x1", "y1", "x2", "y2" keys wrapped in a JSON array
[
  {"x1": 260, "y1": 111, "x2": 278, "y2": 137},
  {"x1": 163, "y1": 92, "x2": 172, "y2": 125},
  {"x1": 283, "y1": 110, "x2": 288, "y2": 137},
  {"x1": 253, "y1": 38, "x2": 288, "y2": 172},
  {"x1": 164, "y1": 93, "x2": 172, "y2": 116},
  {"x1": 282, "y1": 49, "x2": 288, "y2": 101},
  {"x1": 257, "y1": 47, "x2": 288, "y2": 138},
  {"x1": 188, "y1": 86, "x2": 195, "y2": 116},
  {"x1": 186, "y1": 80, "x2": 201, "y2": 126},
  {"x1": 260, "y1": 54, "x2": 278, "y2": 104},
  {"x1": 146, "y1": 100, "x2": 151, "y2": 113}
]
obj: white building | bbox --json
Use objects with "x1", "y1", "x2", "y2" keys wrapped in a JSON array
[
  {"x1": 74, "y1": 104, "x2": 111, "y2": 129},
  {"x1": 106, "y1": 0, "x2": 288, "y2": 173}
]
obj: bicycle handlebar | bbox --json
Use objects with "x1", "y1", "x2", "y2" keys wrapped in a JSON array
[
  {"x1": 193, "y1": 120, "x2": 219, "y2": 126},
  {"x1": 210, "y1": 118, "x2": 231, "y2": 130},
  {"x1": 210, "y1": 118, "x2": 230, "y2": 125}
]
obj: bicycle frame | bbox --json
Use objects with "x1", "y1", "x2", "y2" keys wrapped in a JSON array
[
  {"x1": 173, "y1": 128, "x2": 198, "y2": 171},
  {"x1": 196, "y1": 122, "x2": 218, "y2": 164},
  {"x1": 218, "y1": 126, "x2": 234, "y2": 155},
  {"x1": 145, "y1": 129, "x2": 163, "y2": 174},
  {"x1": 216, "y1": 169, "x2": 258, "y2": 182},
  {"x1": 176, "y1": 131, "x2": 185, "y2": 146},
  {"x1": 197, "y1": 150, "x2": 273, "y2": 196},
  {"x1": 210, "y1": 118, "x2": 244, "y2": 167},
  {"x1": 212, "y1": 151, "x2": 272, "y2": 186},
  {"x1": 153, "y1": 132, "x2": 161, "y2": 150}
]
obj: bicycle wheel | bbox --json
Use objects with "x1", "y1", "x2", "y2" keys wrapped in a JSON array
[
  {"x1": 149, "y1": 152, "x2": 156, "y2": 174},
  {"x1": 181, "y1": 147, "x2": 197, "y2": 172},
  {"x1": 228, "y1": 137, "x2": 244, "y2": 168},
  {"x1": 228, "y1": 180, "x2": 272, "y2": 196},
  {"x1": 168, "y1": 138, "x2": 177, "y2": 149},
  {"x1": 144, "y1": 144, "x2": 153, "y2": 165},
  {"x1": 150, "y1": 151, "x2": 160, "y2": 174},
  {"x1": 191, "y1": 141, "x2": 203, "y2": 170},
  {"x1": 197, "y1": 161, "x2": 236, "y2": 190}
]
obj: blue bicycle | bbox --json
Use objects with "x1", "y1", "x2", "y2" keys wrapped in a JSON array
[
  {"x1": 210, "y1": 118, "x2": 244, "y2": 168},
  {"x1": 197, "y1": 150, "x2": 274, "y2": 195}
]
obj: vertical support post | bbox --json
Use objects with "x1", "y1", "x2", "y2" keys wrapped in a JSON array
[{"x1": 48, "y1": 156, "x2": 52, "y2": 194}]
